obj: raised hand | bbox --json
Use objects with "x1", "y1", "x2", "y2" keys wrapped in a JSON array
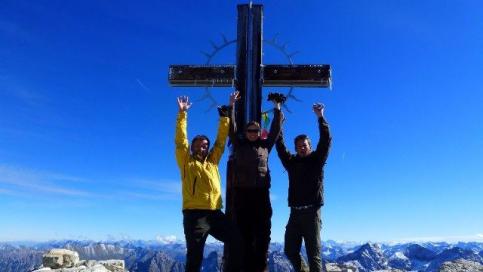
[
  {"x1": 230, "y1": 91, "x2": 240, "y2": 106},
  {"x1": 313, "y1": 103, "x2": 325, "y2": 117},
  {"x1": 273, "y1": 100, "x2": 281, "y2": 110},
  {"x1": 267, "y1": 92, "x2": 286, "y2": 110},
  {"x1": 177, "y1": 96, "x2": 192, "y2": 112}
]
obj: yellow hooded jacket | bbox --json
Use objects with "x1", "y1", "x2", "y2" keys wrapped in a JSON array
[{"x1": 175, "y1": 111, "x2": 229, "y2": 210}]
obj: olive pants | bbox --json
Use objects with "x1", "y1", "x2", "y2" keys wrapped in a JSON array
[
  {"x1": 183, "y1": 209, "x2": 241, "y2": 272},
  {"x1": 284, "y1": 206, "x2": 322, "y2": 272}
]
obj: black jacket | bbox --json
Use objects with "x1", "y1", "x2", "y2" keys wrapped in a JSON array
[
  {"x1": 229, "y1": 108, "x2": 283, "y2": 189},
  {"x1": 276, "y1": 116, "x2": 331, "y2": 207}
]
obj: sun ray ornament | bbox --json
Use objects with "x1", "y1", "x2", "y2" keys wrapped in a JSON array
[{"x1": 193, "y1": 32, "x2": 309, "y2": 113}]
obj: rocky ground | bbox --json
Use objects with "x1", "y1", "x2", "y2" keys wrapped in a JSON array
[
  {"x1": 32, "y1": 249, "x2": 126, "y2": 272},
  {"x1": 438, "y1": 259, "x2": 483, "y2": 272}
]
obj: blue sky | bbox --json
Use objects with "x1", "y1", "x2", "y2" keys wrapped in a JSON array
[{"x1": 1, "y1": 0, "x2": 482, "y2": 243}]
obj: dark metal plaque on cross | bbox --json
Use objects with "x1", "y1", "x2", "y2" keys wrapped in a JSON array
[{"x1": 169, "y1": 4, "x2": 331, "y2": 128}]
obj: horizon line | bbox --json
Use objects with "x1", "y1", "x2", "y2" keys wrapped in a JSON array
[{"x1": 2, "y1": 238, "x2": 483, "y2": 245}]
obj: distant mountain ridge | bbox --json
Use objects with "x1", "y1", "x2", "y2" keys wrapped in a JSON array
[
  {"x1": 337, "y1": 243, "x2": 389, "y2": 271},
  {"x1": 1, "y1": 240, "x2": 482, "y2": 271}
]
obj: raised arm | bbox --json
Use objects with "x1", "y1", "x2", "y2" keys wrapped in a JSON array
[
  {"x1": 265, "y1": 101, "x2": 283, "y2": 151},
  {"x1": 276, "y1": 129, "x2": 292, "y2": 169},
  {"x1": 312, "y1": 103, "x2": 332, "y2": 162},
  {"x1": 208, "y1": 93, "x2": 236, "y2": 164},
  {"x1": 228, "y1": 91, "x2": 240, "y2": 146},
  {"x1": 206, "y1": 116, "x2": 229, "y2": 164},
  {"x1": 175, "y1": 96, "x2": 192, "y2": 169}
]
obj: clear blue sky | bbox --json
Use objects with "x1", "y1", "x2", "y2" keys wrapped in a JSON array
[{"x1": 1, "y1": 0, "x2": 482, "y2": 243}]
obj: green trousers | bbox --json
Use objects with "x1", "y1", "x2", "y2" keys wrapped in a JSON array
[
  {"x1": 183, "y1": 209, "x2": 241, "y2": 272},
  {"x1": 284, "y1": 206, "x2": 322, "y2": 272}
]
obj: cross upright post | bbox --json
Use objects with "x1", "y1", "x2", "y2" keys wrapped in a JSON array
[{"x1": 236, "y1": 4, "x2": 263, "y2": 128}]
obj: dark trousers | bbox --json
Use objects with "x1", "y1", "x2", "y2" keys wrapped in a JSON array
[
  {"x1": 183, "y1": 209, "x2": 241, "y2": 272},
  {"x1": 284, "y1": 207, "x2": 322, "y2": 272},
  {"x1": 233, "y1": 188, "x2": 272, "y2": 272}
]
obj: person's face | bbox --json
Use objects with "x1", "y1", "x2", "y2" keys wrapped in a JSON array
[
  {"x1": 295, "y1": 139, "x2": 312, "y2": 157},
  {"x1": 245, "y1": 125, "x2": 260, "y2": 142},
  {"x1": 192, "y1": 139, "x2": 209, "y2": 160}
]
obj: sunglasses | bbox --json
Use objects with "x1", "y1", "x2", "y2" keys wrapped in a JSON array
[{"x1": 246, "y1": 129, "x2": 260, "y2": 133}]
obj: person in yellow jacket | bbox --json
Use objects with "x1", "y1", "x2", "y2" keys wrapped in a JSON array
[{"x1": 175, "y1": 92, "x2": 241, "y2": 272}]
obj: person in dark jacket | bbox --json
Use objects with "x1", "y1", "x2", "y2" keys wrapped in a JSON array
[
  {"x1": 228, "y1": 92, "x2": 283, "y2": 272},
  {"x1": 275, "y1": 103, "x2": 331, "y2": 272}
]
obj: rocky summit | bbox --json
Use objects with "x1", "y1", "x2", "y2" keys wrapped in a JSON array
[
  {"x1": 32, "y1": 248, "x2": 126, "y2": 272},
  {"x1": 438, "y1": 259, "x2": 483, "y2": 272}
]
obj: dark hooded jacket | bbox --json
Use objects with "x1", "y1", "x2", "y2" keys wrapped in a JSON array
[
  {"x1": 229, "y1": 108, "x2": 283, "y2": 189},
  {"x1": 276, "y1": 116, "x2": 331, "y2": 207}
]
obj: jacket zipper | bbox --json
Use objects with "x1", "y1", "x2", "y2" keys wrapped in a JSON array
[{"x1": 192, "y1": 177, "x2": 197, "y2": 196}]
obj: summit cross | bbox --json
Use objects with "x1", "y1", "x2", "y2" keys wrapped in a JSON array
[
  {"x1": 168, "y1": 3, "x2": 331, "y2": 228},
  {"x1": 168, "y1": 3, "x2": 331, "y2": 128}
]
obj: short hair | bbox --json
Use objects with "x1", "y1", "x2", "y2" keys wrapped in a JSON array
[
  {"x1": 191, "y1": 135, "x2": 210, "y2": 153},
  {"x1": 294, "y1": 134, "x2": 311, "y2": 148},
  {"x1": 245, "y1": 121, "x2": 261, "y2": 130}
]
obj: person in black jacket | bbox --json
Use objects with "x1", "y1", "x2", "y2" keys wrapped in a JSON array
[
  {"x1": 275, "y1": 103, "x2": 331, "y2": 272},
  {"x1": 228, "y1": 92, "x2": 283, "y2": 272}
]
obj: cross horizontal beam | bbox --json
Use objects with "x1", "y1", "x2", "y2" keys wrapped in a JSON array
[
  {"x1": 263, "y1": 65, "x2": 331, "y2": 87},
  {"x1": 169, "y1": 65, "x2": 236, "y2": 87},
  {"x1": 168, "y1": 64, "x2": 331, "y2": 87}
]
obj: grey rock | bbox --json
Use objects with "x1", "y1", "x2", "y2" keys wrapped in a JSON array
[
  {"x1": 98, "y1": 260, "x2": 125, "y2": 272},
  {"x1": 325, "y1": 262, "x2": 359, "y2": 271},
  {"x1": 33, "y1": 249, "x2": 126, "y2": 272},
  {"x1": 438, "y1": 259, "x2": 483, "y2": 272},
  {"x1": 33, "y1": 264, "x2": 110, "y2": 271},
  {"x1": 43, "y1": 249, "x2": 80, "y2": 269}
]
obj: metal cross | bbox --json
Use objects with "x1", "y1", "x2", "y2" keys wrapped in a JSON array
[
  {"x1": 169, "y1": 3, "x2": 331, "y2": 128},
  {"x1": 168, "y1": 4, "x2": 331, "y2": 241}
]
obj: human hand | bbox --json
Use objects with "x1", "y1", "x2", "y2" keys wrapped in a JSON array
[
  {"x1": 217, "y1": 105, "x2": 230, "y2": 117},
  {"x1": 230, "y1": 91, "x2": 240, "y2": 106},
  {"x1": 177, "y1": 96, "x2": 192, "y2": 112},
  {"x1": 267, "y1": 92, "x2": 286, "y2": 110},
  {"x1": 273, "y1": 101, "x2": 281, "y2": 110},
  {"x1": 313, "y1": 103, "x2": 324, "y2": 117}
]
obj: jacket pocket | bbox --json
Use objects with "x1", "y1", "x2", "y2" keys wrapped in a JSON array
[{"x1": 192, "y1": 177, "x2": 197, "y2": 196}]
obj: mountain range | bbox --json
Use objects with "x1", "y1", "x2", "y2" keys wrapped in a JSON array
[{"x1": 1, "y1": 240, "x2": 482, "y2": 271}]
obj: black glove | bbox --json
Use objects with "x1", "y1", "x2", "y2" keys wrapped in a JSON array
[
  {"x1": 267, "y1": 92, "x2": 287, "y2": 104},
  {"x1": 217, "y1": 105, "x2": 230, "y2": 117}
]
